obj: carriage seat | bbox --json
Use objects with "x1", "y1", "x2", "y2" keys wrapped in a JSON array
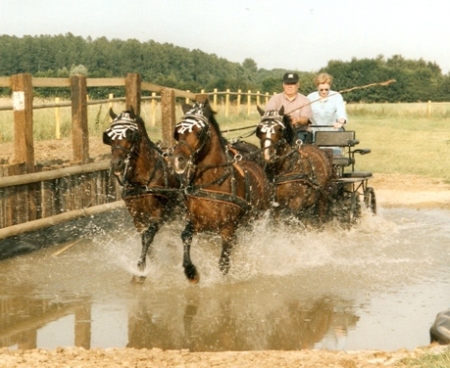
[{"x1": 314, "y1": 130, "x2": 372, "y2": 178}]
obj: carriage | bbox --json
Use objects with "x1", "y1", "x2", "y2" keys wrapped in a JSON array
[
  {"x1": 313, "y1": 129, "x2": 377, "y2": 224},
  {"x1": 255, "y1": 107, "x2": 377, "y2": 227}
]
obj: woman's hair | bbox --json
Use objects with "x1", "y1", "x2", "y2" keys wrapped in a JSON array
[{"x1": 314, "y1": 73, "x2": 333, "y2": 87}]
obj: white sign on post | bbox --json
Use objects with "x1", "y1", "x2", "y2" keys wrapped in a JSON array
[{"x1": 12, "y1": 91, "x2": 25, "y2": 111}]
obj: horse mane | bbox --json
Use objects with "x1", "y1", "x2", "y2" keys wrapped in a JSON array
[
  {"x1": 124, "y1": 110, "x2": 162, "y2": 154},
  {"x1": 202, "y1": 101, "x2": 228, "y2": 151},
  {"x1": 282, "y1": 114, "x2": 296, "y2": 146}
]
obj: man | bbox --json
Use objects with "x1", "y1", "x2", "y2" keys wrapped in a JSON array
[{"x1": 265, "y1": 72, "x2": 313, "y2": 142}]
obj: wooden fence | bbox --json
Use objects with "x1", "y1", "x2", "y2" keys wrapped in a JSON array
[
  {"x1": 0, "y1": 73, "x2": 201, "y2": 240},
  {"x1": 1, "y1": 73, "x2": 449, "y2": 241}
]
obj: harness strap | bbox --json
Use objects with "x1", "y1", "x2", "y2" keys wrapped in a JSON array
[{"x1": 185, "y1": 189, "x2": 252, "y2": 212}]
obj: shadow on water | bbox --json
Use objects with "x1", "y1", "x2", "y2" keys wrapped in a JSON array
[{"x1": 0, "y1": 206, "x2": 449, "y2": 351}]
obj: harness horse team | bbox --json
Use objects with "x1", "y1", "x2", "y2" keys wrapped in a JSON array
[{"x1": 103, "y1": 98, "x2": 376, "y2": 283}]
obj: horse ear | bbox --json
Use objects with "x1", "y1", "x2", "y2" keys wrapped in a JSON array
[
  {"x1": 103, "y1": 131, "x2": 112, "y2": 146},
  {"x1": 109, "y1": 108, "x2": 117, "y2": 120},
  {"x1": 279, "y1": 106, "x2": 284, "y2": 115},
  {"x1": 128, "y1": 106, "x2": 136, "y2": 118},
  {"x1": 257, "y1": 105, "x2": 265, "y2": 116},
  {"x1": 182, "y1": 103, "x2": 191, "y2": 114},
  {"x1": 173, "y1": 129, "x2": 180, "y2": 142}
]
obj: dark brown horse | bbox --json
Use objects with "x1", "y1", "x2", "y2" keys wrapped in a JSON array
[
  {"x1": 103, "y1": 108, "x2": 182, "y2": 279},
  {"x1": 256, "y1": 106, "x2": 333, "y2": 224},
  {"x1": 169, "y1": 99, "x2": 270, "y2": 283}
]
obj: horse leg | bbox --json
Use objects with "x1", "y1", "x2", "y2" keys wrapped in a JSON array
[
  {"x1": 137, "y1": 222, "x2": 159, "y2": 273},
  {"x1": 219, "y1": 232, "x2": 236, "y2": 275},
  {"x1": 181, "y1": 221, "x2": 199, "y2": 284},
  {"x1": 315, "y1": 191, "x2": 331, "y2": 226}
]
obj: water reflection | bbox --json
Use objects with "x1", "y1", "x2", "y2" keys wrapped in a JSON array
[
  {"x1": 0, "y1": 289, "x2": 359, "y2": 351},
  {"x1": 0, "y1": 207, "x2": 450, "y2": 351},
  {"x1": 0, "y1": 293, "x2": 90, "y2": 349}
]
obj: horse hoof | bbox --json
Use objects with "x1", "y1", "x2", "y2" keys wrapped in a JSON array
[
  {"x1": 131, "y1": 275, "x2": 146, "y2": 284},
  {"x1": 188, "y1": 273, "x2": 200, "y2": 284}
]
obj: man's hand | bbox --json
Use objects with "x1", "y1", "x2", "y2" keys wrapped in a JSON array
[{"x1": 333, "y1": 118, "x2": 346, "y2": 129}]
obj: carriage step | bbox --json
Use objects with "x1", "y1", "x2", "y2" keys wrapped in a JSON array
[
  {"x1": 333, "y1": 157, "x2": 353, "y2": 166},
  {"x1": 342, "y1": 171, "x2": 372, "y2": 178}
]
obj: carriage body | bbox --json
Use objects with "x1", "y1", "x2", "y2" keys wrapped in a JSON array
[{"x1": 314, "y1": 130, "x2": 377, "y2": 224}]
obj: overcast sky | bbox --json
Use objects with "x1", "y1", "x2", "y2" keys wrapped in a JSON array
[{"x1": 2, "y1": 0, "x2": 449, "y2": 74}]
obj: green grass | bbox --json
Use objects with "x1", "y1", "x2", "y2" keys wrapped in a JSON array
[
  {"x1": 396, "y1": 349, "x2": 450, "y2": 367},
  {"x1": 2, "y1": 100, "x2": 450, "y2": 182}
]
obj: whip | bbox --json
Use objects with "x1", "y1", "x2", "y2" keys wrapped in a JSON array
[{"x1": 285, "y1": 79, "x2": 396, "y2": 116}]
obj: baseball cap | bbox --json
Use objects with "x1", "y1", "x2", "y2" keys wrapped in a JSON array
[{"x1": 283, "y1": 72, "x2": 299, "y2": 84}]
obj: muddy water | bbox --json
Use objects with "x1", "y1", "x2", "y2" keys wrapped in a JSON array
[{"x1": 0, "y1": 207, "x2": 449, "y2": 352}]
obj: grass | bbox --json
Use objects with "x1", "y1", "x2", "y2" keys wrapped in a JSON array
[
  {"x1": 396, "y1": 348, "x2": 450, "y2": 367},
  {"x1": 1, "y1": 100, "x2": 450, "y2": 182}
]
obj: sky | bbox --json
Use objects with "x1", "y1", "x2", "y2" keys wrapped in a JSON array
[{"x1": 2, "y1": 0, "x2": 449, "y2": 74}]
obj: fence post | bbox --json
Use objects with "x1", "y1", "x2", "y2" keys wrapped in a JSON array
[
  {"x1": 256, "y1": 90, "x2": 260, "y2": 108},
  {"x1": 213, "y1": 88, "x2": 218, "y2": 110},
  {"x1": 11, "y1": 73, "x2": 34, "y2": 173},
  {"x1": 55, "y1": 97, "x2": 61, "y2": 139},
  {"x1": 237, "y1": 89, "x2": 241, "y2": 115},
  {"x1": 265, "y1": 92, "x2": 269, "y2": 105},
  {"x1": 151, "y1": 92, "x2": 156, "y2": 126},
  {"x1": 247, "y1": 90, "x2": 251, "y2": 116},
  {"x1": 185, "y1": 90, "x2": 190, "y2": 105},
  {"x1": 161, "y1": 88, "x2": 176, "y2": 148},
  {"x1": 70, "y1": 74, "x2": 89, "y2": 164},
  {"x1": 225, "y1": 89, "x2": 230, "y2": 117},
  {"x1": 125, "y1": 73, "x2": 141, "y2": 115}
]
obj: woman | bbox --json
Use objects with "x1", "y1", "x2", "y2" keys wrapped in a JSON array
[{"x1": 307, "y1": 73, "x2": 348, "y2": 154}]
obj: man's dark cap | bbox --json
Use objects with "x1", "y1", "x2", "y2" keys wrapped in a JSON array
[{"x1": 283, "y1": 72, "x2": 299, "y2": 84}]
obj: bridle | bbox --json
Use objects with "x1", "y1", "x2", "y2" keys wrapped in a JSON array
[
  {"x1": 174, "y1": 104, "x2": 211, "y2": 165},
  {"x1": 257, "y1": 111, "x2": 290, "y2": 160}
]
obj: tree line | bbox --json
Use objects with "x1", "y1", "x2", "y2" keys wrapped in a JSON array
[{"x1": 0, "y1": 33, "x2": 449, "y2": 102}]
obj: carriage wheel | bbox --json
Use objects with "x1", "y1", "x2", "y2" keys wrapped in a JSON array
[
  {"x1": 336, "y1": 191, "x2": 360, "y2": 226},
  {"x1": 364, "y1": 187, "x2": 377, "y2": 215},
  {"x1": 348, "y1": 191, "x2": 361, "y2": 224}
]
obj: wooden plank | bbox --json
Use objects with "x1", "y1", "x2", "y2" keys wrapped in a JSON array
[
  {"x1": 0, "y1": 161, "x2": 110, "y2": 188},
  {"x1": 0, "y1": 76, "x2": 10, "y2": 87},
  {"x1": 32, "y1": 77, "x2": 71, "y2": 87},
  {"x1": 86, "y1": 78, "x2": 124, "y2": 87},
  {"x1": 0, "y1": 201, "x2": 125, "y2": 240}
]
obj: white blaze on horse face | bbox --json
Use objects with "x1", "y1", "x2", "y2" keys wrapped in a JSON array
[
  {"x1": 259, "y1": 121, "x2": 278, "y2": 162},
  {"x1": 263, "y1": 131, "x2": 272, "y2": 162}
]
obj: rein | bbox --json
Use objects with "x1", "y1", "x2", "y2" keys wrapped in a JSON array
[
  {"x1": 259, "y1": 114, "x2": 320, "y2": 188},
  {"x1": 176, "y1": 105, "x2": 256, "y2": 211},
  {"x1": 107, "y1": 114, "x2": 179, "y2": 197}
]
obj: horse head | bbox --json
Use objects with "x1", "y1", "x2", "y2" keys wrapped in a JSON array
[
  {"x1": 256, "y1": 105, "x2": 295, "y2": 163},
  {"x1": 170, "y1": 100, "x2": 215, "y2": 174},
  {"x1": 103, "y1": 107, "x2": 142, "y2": 181}
]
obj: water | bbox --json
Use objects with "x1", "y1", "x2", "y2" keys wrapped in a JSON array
[{"x1": 1, "y1": 206, "x2": 449, "y2": 351}]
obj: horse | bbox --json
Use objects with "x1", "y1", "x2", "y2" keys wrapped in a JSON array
[
  {"x1": 255, "y1": 106, "x2": 333, "y2": 224},
  {"x1": 169, "y1": 99, "x2": 270, "y2": 283},
  {"x1": 103, "y1": 107, "x2": 182, "y2": 280}
]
